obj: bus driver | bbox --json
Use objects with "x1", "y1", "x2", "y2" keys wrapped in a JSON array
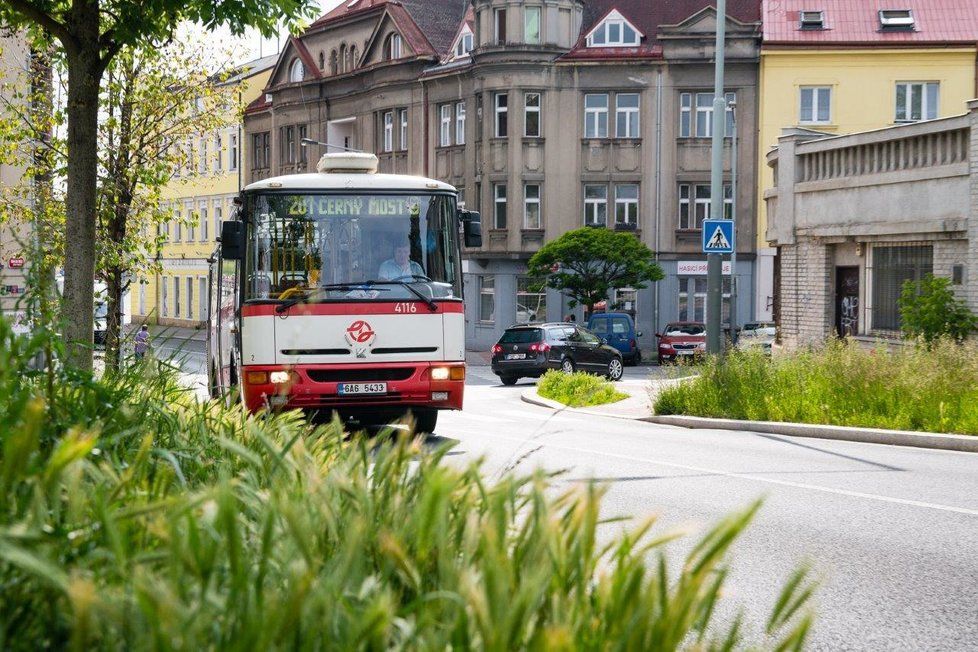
[{"x1": 378, "y1": 243, "x2": 424, "y2": 280}]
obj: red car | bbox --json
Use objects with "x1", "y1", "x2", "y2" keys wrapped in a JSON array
[{"x1": 656, "y1": 322, "x2": 706, "y2": 364}]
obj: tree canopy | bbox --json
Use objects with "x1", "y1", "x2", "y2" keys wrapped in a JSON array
[{"x1": 526, "y1": 227, "x2": 664, "y2": 311}]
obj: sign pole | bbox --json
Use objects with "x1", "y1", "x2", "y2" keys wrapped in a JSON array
[{"x1": 706, "y1": 0, "x2": 727, "y2": 355}]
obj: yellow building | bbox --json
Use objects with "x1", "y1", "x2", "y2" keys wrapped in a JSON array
[
  {"x1": 133, "y1": 54, "x2": 276, "y2": 326},
  {"x1": 755, "y1": 0, "x2": 978, "y2": 320}
]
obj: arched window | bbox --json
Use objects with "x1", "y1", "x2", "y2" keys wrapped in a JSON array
[
  {"x1": 385, "y1": 33, "x2": 402, "y2": 60},
  {"x1": 289, "y1": 58, "x2": 304, "y2": 82},
  {"x1": 339, "y1": 44, "x2": 347, "y2": 72},
  {"x1": 329, "y1": 50, "x2": 338, "y2": 75},
  {"x1": 318, "y1": 51, "x2": 325, "y2": 69},
  {"x1": 348, "y1": 45, "x2": 357, "y2": 71}
]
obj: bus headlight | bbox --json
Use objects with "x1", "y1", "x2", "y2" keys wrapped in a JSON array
[
  {"x1": 270, "y1": 371, "x2": 291, "y2": 384},
  {"x1": 431, "y1": 367, "x2": 465, "y2": 381}
]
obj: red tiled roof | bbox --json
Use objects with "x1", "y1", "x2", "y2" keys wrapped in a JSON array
[
  {"x1": 563, "y1": 0, "x2": 761, "y2": 60},
  {"x1": 763, "y1": 0, "x2": 978, "y2": 45},
  {"x1": 310, "y1": 0, "x2": 386, "y2": 28},
  {"x1": 244, "y1": 93, "x2": 270, "y2": 115}
]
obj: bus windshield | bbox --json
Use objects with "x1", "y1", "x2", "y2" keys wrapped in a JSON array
[{"x1": 245, "y1": 192, "x2": 461, "y2": 303}]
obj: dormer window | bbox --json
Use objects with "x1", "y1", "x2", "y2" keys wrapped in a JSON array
[
  {"x1": 452, "y1": 29, "x2": 473, "y2": 58},
  {"x1": 879, "y1": 9, "x2": 914, "y2": 31},
  {"x1": 585, "y1": 10, "x2": 642, "y2": 47},
  {"x1": 288, "y1": 59, "x2": 304, "y2": 83},
  {"x1": 799, "y1": 11, "x2": 824, "y2": 30},
  {"x1": 385, "y1": 33, "x2": 402, "y2": 60}
]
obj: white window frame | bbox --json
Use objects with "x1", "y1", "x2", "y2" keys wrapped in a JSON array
[
  {"x1": 495, "y1": 92, "x2": 508, "y2": 137},
  {"x1": 615, "y1": 93, "x2": 639, "y2": 138},
  {"x1": 455, "y1": 101, "x2": 466, "y2": 145},
  {"x1": 895, "y1": 81, "x2": 939, "y2": 123},
  {"x1": 161, "y1": 277, "x2": 169, "y2": 317},
  {"x1": 387, "y1": 34, "x2": 402, "y2": 60},
  {"x1": 228, "y1": 132, "x2": 238, "y2": 171},
  {"x1": 398, "y1": 109, "x2": 408, "y2": 150},
  {"x1": 383, "y1": 111, "x2": 394, "y2": 152},
  {"x1": 615, "y1": 184, "x2": 638, "y2": 226},
  {"x1": 214, "y1": 203, "x2": 223, "y2": 242},
  {"x1": 524, "y1": 183, "x2": 541, "y2": 229},
  {"x1": 199, "y1": 203, "x2": 208, "y2": 242},
  {"x1": 186, "y1": 202, "x2": 195, "y2": 242},
  {"x1": 173, "y1": 210, "x2": 182, "y2": 242},
  {"x1": 213, "y1": 133, "x2": 222, "y2": 172},
  {"x1": 479, "y1": 276, "x2": 495, "y2": 323},
  {"x1": 174, "y1": 277, "x2": 181, "y2": 319},
  {"x1": 454, "y1": 30, "x2": 473, "y2": 58},
  {"x1": 584, "y1": 93, "x2": 609, "y2": 138},
  {"x1": 198, "y1": 137, "x2": 207, "y2": 174},
  {"x1": 679, "y1": 183, "x2": 732, "y2": 230},
  {"x1": 799, "y1": 86, "x2": 832, "y2": 124},
  {"x1": 494, "y1": 8, "x2": 507, "y2": 44},
  {"x1": 289, "y1": 58, "x2": 304, "y2": 82},
  {"x1": 198, "y1": 276, "x2": 207, "y2": 321},
  {"x1": 585, "y1": 10, "x2": 642, "y2": 47},
  {"x1": 440, "y1": 104, "x2": 452, "y2": 146},
  {"x1": 493, "y1": 183, "x2": 507, "y2": 229},
  {"x1": 584, "y1": 184, "x2": 608, "y2": 226},
  {"x1": 524, "y1": 92, "x2": 541, "y2": 137},
  {"x1": 186, "y1": 277, "x2": 194, "y2": 320},
  {"x1": 680, "y1": 91, "x2": 736, "y2": 138},
  {"x1": 138, "y1": 281, "x2": 146, "y2": 316},
  {"x1": 524, "y1": 6, "x2": 541, "y2": 44}
]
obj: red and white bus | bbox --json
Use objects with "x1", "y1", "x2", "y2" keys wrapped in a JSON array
[{"x1": 207, "y1": 152, "x2": 482, "y2": 432}]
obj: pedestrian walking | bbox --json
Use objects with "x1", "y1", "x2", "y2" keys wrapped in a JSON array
[{"x1": 134, "y1": 325, "x2": 150, "y2": 361}]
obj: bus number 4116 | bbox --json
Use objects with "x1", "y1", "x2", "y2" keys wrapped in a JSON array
[{"x1": 394, "y1": 302, "x2": 418, "y2": 313}]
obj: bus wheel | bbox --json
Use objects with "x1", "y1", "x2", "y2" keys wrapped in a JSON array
[{"x1": 412, "y1": 409, "x2": 438, "y2": 434}]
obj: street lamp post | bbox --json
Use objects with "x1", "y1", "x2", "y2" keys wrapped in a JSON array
[
  {"x1": 729, "y1": 99, "x2": 738, "y2": 345},
  {"x1": 706, "y1": 0, "x2": 727, "y2": 354}
]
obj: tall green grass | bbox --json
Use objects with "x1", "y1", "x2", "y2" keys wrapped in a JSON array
[
  {"x1": 0, "y1": 319, "x2": 815, "y2": 649},
  {"x1": 537, "y1": 370, "x2": 628, "y2": 407},
  {"x1": 654, "y1": 338, "x2": 978, "y2": 434}
]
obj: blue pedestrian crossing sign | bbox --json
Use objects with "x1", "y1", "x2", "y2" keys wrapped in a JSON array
[{"x1": 702, "y1": 219, "x2": 734, "y2": 254}]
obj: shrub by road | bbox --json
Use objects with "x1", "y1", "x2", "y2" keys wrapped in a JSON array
[
  {"x1": 537, "y1": 370, "x2": 628, "y2": 408},
  {"x1": 0, "y1": 321, "x2": 814, "y2": 649},
  {"x1": 654, "y1": 339, "x2": 978, "y2": 435}
]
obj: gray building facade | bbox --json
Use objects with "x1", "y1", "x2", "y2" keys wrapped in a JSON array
[{"x1": 244, "y1": 0, "x2": 762, "y2": 351}]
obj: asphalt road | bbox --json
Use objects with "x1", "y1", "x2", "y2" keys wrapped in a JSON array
[{"x1": 441, "y1": 372, "x2": 978, "y2": 650}]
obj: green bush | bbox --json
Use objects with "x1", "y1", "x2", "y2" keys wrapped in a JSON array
[
  {"x1": 0, "y1": 319, "x2": 815, "y2": 650},
  {"x1": 898, "y1": 274, "x2": 977, "y2": 342},
  {"x1": 654, "y1": 339, "x2": 978, "y2": 434},
  {"x1": 537, "y1": 370, "x2": 628, "y2": 407}
]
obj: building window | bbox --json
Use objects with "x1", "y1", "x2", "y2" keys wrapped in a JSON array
[
  {"x1": 186, "y1": 204, "x2": 195, "y2": 241},
  {"x1": 517, "y1": 276, "x2": 546, "y2": 324},
  {"x1": 298, "y1": 125, "x2": 308, "y2": 163},
  {"x1": 584, "y1": 93, "x2": 608, "y2": 138},
  {"x1": 252, "y1": 132, "x2": 268, "y2": 169},
  {"x1": 494, "y1": 9, "x2": 507, "y2": 44},
  {"x1": 455, "y1": 31, "x2": 473, "y2": 58},
  {"x1": 213, "y1": 133, "x2": 223, "y2": 172},
  {"x1": 586, "y1": 11, "x2": 641, "y2": 47},
  {"x1": 329, "y1": 50, "x2": 338, "y2": 75},
  {"x1": 584, "y1": 184, "x2": 607, "y2": 226},
  {"x1": 494, "y1": 93, "x2": 508, "y2": 137},
  {"x1": 679, "y1": 183, "x2": 732, "y2": 230},
  {"x1": 348, "y1": 45, "x2": 356, "y2": 71},
  {"x1": 524, "y1": 92, "x2": 541, "y2": 137},
  {"x1": 289, "y1": 58, "x2": 304, "y2": 83},
  {"x1": 161, "y1": 277, "x2": 168, "y2": 317},
  {"x1": 800, "y1": 10, "x2": 825, "y2": 29},
  {"x1": 199, "y1": 205, "x2": 209, "y2": 241},
  {"x1": 383, "y1": 111, "x2": 394, "y2": 152},
  {"x1": 138, "y1": 282, "x2": 146, "y2": 315},
  {"x1": 616, "y1": 93, "x2": 639, "y2": 138},
  {"x1": 895, "y1": 82, "x2": 938, "y2": 123},
  {"x1": 198, "y1": 138, "x2": 208, "y2": 174},
  {"x1": 456, "y1": 101, "x2": 466, "y2": 145},
  {"x1": 679, "y1": 277, "x2": 731, "y2": 323},
  {"x1": 214, "y1": 204, "x2": 223, "y2": 242},
  {"x1": 480, "y1": 276, "x2": 495, "y2": 322},
  {"x1": 174, "y1": 212, "x2": 182, "y2": 242},
  {"x1": 385, "y1": 33, "x2": 402, "y2": 60},
  {"x1": 615, "y1": 184, "x2": 638, "y2": 227},
  {"x1": 524, "y1": 6, "x2": 541, "y2": 44},
  {"x1": 524, "y1": 183, "x2": 541, "y2": 229},
  {"x1": 440, "y1": 104, "x2": 452, "y2": 146},
  {"x1": 174, "y1": 277, "x2": 181, "y2": 319},
  {"x1": 800, "y1": 86, "x2": 831, "y2": 124},
  {"x1": 282, "y1": 125, "x2": 296, "y2": 164},
  {"x1": 871, "y1": 244, "x2": 933, "y2": 330},
  {"x1": 199, "y1": 277, "x2": 207, "y2": 320},
  {"x1": 187, "y1": 277, "x2": 194, "y2": 320},
  {"x1": 398, "y1": 109, "x2": 408, "y2": 150},
  {"x1": 229, "y1": 132, "x2": 238, "y2": 171},
  {"x1": 493, "y1": 183, "x2": 507, "y2": 228},
  {"x1": 680, "y1": 91, "x2": 736, "y2": 137},
  {"x1": 318, "y1": 51, "x2": 325, "y2": 69}
]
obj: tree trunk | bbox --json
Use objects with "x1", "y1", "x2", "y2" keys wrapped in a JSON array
[
  {"x1": 62, "y1": 46, "x2": 102, "y2": 371},
  {"x1": 105, "y1": 266, "x2": 125, "y2": 372}
]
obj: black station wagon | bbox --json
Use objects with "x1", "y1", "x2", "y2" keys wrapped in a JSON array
[{"x1": 490, "y1": 322, "x2": 624, "y2": 386}]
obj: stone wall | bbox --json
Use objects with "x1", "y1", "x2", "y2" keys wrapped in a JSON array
[{"x1": 778, "y1": 240, "x2": 833, "y2": 348}]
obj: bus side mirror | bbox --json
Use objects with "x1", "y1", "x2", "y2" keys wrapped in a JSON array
[
  {"x1": 460, "y1": 210, "x2": 482, "y2": 248},
  {"x1": 219, "y1": 221, "x2": 245, "y2": 260}
]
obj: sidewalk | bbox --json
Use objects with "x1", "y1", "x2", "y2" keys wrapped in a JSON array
[{"x1": 125, "y1": 322, "x2": 206, "y2": 343}]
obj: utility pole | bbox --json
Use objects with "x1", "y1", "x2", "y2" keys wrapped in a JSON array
[
  {"x1": 706, "y1": 0, "x2": 727, "y2": 354},
  {"x1": 730, "y1": 99, "x2": 738, "y2": 345}
]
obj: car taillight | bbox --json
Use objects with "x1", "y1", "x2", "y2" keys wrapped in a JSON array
[
  {"x1": 529, "y1": 343, "x2": 551, "y2": 353},
  {"x1": 492, "y1": 344, "x2": 503, "y2": 355}
]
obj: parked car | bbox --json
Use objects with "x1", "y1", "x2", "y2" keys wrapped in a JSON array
[
  {"x1": 587, "y1": 312, "x2": 643, "y2": 365},
  {"x1": 736, "y1": 321, "x2": 776, "y2": 354},
  {"x1": 491, "y1": 322, "x2": 624, "y2": 385},
  {"x1": 515, "y1": 303, "x2": 537, "y2": 324},
  {"x1": 656, "y1": 322, "x2": 706, "y2": 364}
]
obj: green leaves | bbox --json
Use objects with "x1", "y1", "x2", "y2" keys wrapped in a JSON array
[
  {"x1": 527, "y1": 228, "x2": 664, "y2": 310},
  {"x1": 898, "y1": 274, "x2": 977, "y2": 343}
]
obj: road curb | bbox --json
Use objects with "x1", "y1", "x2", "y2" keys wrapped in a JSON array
[
  {"x1": 644, "y1": 415, "x2": 978, "y2": 454},
  {"x1": 520, "y1": 388, "x2": 641, "y2": 420}
]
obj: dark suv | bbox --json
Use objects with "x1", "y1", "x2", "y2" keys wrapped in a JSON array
[{"x1": 491, "y1": 323, "x2": 624, "y2": 386}]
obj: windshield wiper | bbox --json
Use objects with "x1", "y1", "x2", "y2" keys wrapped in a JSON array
[
  {"x1": 275, "y1": 283, "x2": 388, "y2": 313},
  {"x1": 364, "y1": 280, "x2": 438, "y2": 312}
]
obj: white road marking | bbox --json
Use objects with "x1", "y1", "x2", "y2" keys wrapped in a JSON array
[{"x1": 471, "y1": 431, "x2": 978, "y2": 517}]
